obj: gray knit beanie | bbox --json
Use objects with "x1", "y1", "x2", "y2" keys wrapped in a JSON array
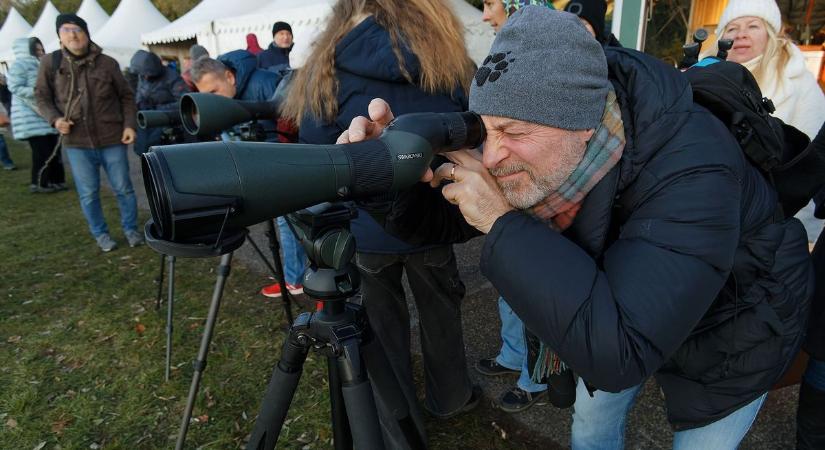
[{"x1": 469, "y1": 7, "x2": 609, "y2": 130}]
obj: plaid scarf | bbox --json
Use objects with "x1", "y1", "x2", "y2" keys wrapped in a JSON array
[
  {"x1": 526, "y1": 89, "x2": 625, "y2": 232},
  {"x1": 528, "y1": 89, "x2": 625, "y2": 381}
]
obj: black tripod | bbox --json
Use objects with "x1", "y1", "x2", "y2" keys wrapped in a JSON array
[
  {"x1": 245, "y1": 204, "x2": 425, "y2": 450},
  {"x1": 145, "y1": 221, "x2": 296, "y2": 450},
  {"x1": 153, "y1": 219, "x2": 295, "y2": 381}
]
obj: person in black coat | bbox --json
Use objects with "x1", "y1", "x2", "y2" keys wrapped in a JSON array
[
  {"x1": 280, "y1": 1, "x2": 479, "y2": 448},
  {"x1": 341, "y1": 7, "x2": 812, "y2": 448},
  {"x1": 129, "y1": 50, "x2": 189, "y2": 155},
  {"x1": 256, "y1": 21, "x2": 293, "y2": 72}
]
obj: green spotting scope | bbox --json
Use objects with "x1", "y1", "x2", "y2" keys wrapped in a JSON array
[
  {"x1": 138, "y1": 110, "x2": 183, "y2": 129},
  {"x1": 141, "y1": 111, "x2": 485, "y2": 243},
  {"x1": 180, "y1": 93, "x2": 280, "y2": 137}
]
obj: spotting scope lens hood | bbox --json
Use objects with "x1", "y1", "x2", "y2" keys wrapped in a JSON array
[
  {"x1": 180, "y1": 93, "x2": 280, "y2": 137},
  {"x1": 138, "y1": 110, "x2": 183, "y2": 129},
  {"x1": 141, "y1": 111, "x2": 485, "y2": 243}
]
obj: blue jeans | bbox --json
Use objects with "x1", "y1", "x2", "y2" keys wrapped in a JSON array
[
  {"x1": 276, "y1": 216, "x2": 307, "y2": 285},
  {"x1": 805, "y1": 358, "x2": 825, "y2": 391},
  {"x1": 495, "y1": 297, "x2": 547, "y2": 393},
  {"x1": 65, "y1": 145, "x2": 138, "y2": 238},
  {"x1": 571, "y1": 378, "x2": 767, "y2": 450},
  {"x1": 0, "y1": 134, "x2": 14, "y2": 166}
]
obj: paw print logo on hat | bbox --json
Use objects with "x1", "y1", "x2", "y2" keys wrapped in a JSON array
[{"x1": 475, "y1": 51, "x2": 515, "y2": 87}]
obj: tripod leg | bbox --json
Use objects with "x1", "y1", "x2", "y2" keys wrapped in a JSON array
[
  {"x1": 165, "y1": 256, "x2": 176, "y2": 382},
  {"x1": 328, "y1": 358, "x2": 353, "y2": 450},
  {"x1": 336, "y1": 336, "x2": 383, "y2": 449},
  {"x1": 246, "y1": 312, "x2": 313, "y2": 450},
  {"x1": 175, "y1": 252, "x2": 233, "y2": 450},
  {"x1": 155, "y1": 254, "x2": 166, "y2": 310}
]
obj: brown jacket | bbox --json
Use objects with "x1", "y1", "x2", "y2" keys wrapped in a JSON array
[{"x1": 35, "y1": 43, "x2": 136, "y2": 149}]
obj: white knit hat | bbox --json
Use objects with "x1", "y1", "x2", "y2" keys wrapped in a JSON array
[{"x1": 715, "y1": 0, "x2": 782, "y2": 36}]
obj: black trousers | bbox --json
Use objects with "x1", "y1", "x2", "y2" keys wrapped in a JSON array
[
  {"x1": 28, "y1": 134, "x2": 64, "y2": 187},
  {"x1": 356, "y1": 245, "x2": 472, "y2": 449}
]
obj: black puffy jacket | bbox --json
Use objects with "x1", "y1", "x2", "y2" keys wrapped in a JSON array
[
  {"x1": 386, "y1": 47, "x2": 813, "y2": 430},
  {"x1": 129, "y1": 50, "x2": 188, "y2": 112}
]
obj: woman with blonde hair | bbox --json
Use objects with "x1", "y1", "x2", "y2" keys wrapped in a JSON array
[
  {"x1": 282, "y1": 0, "x2": 478, "y2": 447},
  {"x1": 714, "y1": 0, "x2": 825, "y2": 139},
  {"x1": 714, "y1": 2, "x2": 825, "y2": 448}
]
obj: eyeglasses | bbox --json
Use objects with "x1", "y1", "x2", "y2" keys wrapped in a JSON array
[{"x1": 59, "y1": 26, "x2": 84, "y2": 35}]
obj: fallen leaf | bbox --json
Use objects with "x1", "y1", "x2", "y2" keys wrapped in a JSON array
[
  {"x1": 7, "y1": 336, "x2": 22, "y2": 343},
  {"x1": 6, "y1": 417, "x2": 18, "y2": 428},
  {"x1": 491, "y1": 421, "x2": 508, "y2": 440},
  {"x1": 196, "y1": 414, "x2": 209, "y2": 423},
  {"x1": 135, "y1": 323, "x2": 146, "y2": 335},
  {"x1": 51, "y1": 415, "x2": 72, "y2": 435},
  {"x1": 33, "y1": 442, "x2": 46, "y2": 450}
]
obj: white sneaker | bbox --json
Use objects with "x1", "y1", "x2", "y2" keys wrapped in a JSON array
[
  {"x1": 96, "y1": 234, "x2": 117, "y2": 252},
  {"x1": 125, "y1": 230, "x2": 145, "y2": 247}
]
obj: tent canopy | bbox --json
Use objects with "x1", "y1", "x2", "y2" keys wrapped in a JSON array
[
  {"x1": 28, "y1": 1, "x2": 61, "y2": 41},
  {"x1": 45, "y1": 0, "x2": 111, "y2": 52},
  {"x1": 141, "y1": 0, "x2": 271, "y2": 45},
  {"x1": 0, "y1": 8, "x2": 32, "y2": 53},
  {"x1": 94, "y1": 0, "x2": 169, "y2": 67}
]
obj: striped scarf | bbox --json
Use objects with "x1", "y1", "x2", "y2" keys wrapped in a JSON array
[
  {"x1": 526, "y1": 89, "x2": 625, "y2": 231},
  {"x1": 528, "y1": 89, "x2": 625, "y2": 381}
]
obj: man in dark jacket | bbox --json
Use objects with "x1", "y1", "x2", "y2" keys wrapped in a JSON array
[
  {"x1": 35, "y1": 13, "x2": 141, "y2": 252},
  {"x1": 342, "y1": 8, "x2": 812, "y2": 447},
  {"x1": 129, "y1": 50, "x2": 189, "y2": 155},
  {"x1": 190, "y1": 50, "x2": 279, "y2": 102},
  {"x1": 798, "y1": 182, "x2": 825, "y2": 449},
  {"x1": 256, "y1": 21, "x2": 293, "y2": 71}
]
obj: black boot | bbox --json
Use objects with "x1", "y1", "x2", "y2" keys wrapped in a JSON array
[{"x1": 797, "y1": 380, "x2": 825, "y2": 449}]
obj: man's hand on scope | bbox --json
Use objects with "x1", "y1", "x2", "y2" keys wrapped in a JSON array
[
  {"x1": 337, "y1": 98, "x2": 439, "y2": 182},
  {"x1": 338, "y1": 98, "x2": 514, "y2": 234}
]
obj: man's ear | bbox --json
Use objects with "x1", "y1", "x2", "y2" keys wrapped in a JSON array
[
  {"x1": 581, "y1": 128, "x2": 596, "y2": 143},
  {"x1": 225, "y1": 70, "x2": 236, "y2": 86}
]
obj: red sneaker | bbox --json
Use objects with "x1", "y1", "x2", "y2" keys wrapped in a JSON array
[{"x1": 261, "y1": 282, "x2": 304, "y2": 298}]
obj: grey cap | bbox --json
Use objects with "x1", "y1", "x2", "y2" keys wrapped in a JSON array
[{"x1": 469, "y1": 7, "x2": 609, "y2": 130}]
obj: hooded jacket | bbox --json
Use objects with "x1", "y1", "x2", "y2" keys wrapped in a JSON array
[
  {"x1": 256, "y1": 42, "x2": 291, "y2": 71},
  {"x1": 8, "y1": 38, "x2": 58, "y2": 140},
  {"x1": 218, "y1": 50, "x2": 279, "y2": 102},
  {"x1": 299, "y1": 16, "x2": 469, "y2": 253},
  {"x1": 129, "y1": 50, "x2": 189, "y2": 112},
  {"x1": 385, "y1": 47, "x2": 813, "y2": 429},
  {"x1": 35, "y1": 43, "x2": 136, "y2": 149}
]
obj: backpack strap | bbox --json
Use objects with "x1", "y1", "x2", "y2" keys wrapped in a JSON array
[{"x1": 45, "y1": 50, "x2": 62, "y2": 93}]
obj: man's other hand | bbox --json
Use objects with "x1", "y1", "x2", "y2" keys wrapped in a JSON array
[
  {"x1": 121, "y1": 127, "x2": 136, "y2": 145},
  {"x1": 336, "y1": 98, "x2": 395, "y2": 144},
  {"x1": 55, "y1": 118, "x2": 73, "y2": 135}
]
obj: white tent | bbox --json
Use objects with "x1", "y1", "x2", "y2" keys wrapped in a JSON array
[
  {"x1": 211, "y1": 0, "x2": 495, "y2": 67},
  {"x1": 141, "y1": 0, "x2": 271, "y2": 46},
  {"x1": 28, "y1": 1, "x2": 61, "y2": 41},
  {"x1": 0, "y1": 8, "x2": 32, "y2": 64},
  {"x1": 94, "y1": 0, "x2": 169, "y2": 68},
  {"x1": 45, "y1": 0, "x2": 111, "y2": 52}
]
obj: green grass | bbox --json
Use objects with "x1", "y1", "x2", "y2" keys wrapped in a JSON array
[{"x1": 0, "y1": 137, "x2": 541, "y2": 449}]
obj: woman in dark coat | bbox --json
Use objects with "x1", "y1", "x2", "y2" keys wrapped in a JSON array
[{"x1": 281, "y1": 1, "x2": 478, "y2": 448}]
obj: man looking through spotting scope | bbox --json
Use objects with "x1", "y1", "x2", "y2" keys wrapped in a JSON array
[
  {"x1": 189, "y1": 51, "x2": 307, "y2": 299},
  {"x1": 339, "y1": 7, "x2": 812, "y2": 449},
  {"x1": 35, "y1": 14, "x2": 141, "y2": 253}
]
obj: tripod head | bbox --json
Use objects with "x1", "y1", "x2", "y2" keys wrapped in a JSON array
[{"x1": 285, "y1": 203, "x2": 360, "y2": 303}]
